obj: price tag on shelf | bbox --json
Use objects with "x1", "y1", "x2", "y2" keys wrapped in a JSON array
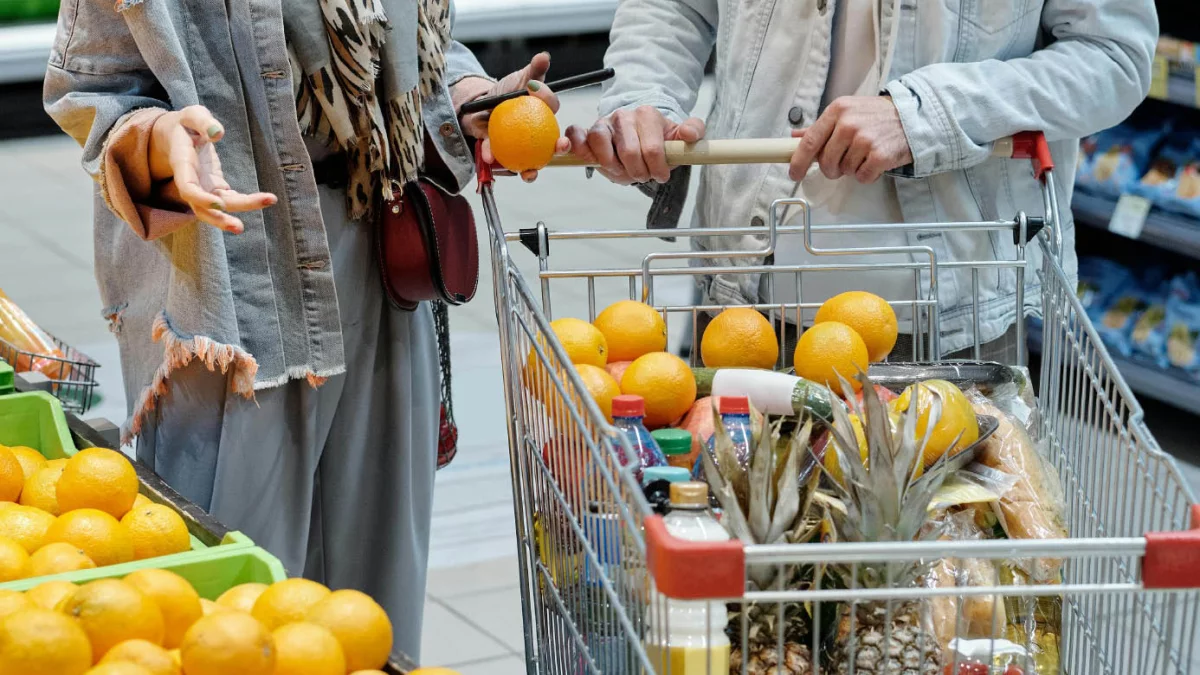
[
  {"x1": 1149, "y1": 56, "x2": 1168, "y2": 100},
  {"x1": 1108, "y1": 194, "x2": 1151, "y2": 240}
]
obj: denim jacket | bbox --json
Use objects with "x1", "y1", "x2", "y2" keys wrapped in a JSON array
[
  {"x1": 602, "y1": 0, "x2": 1157, "y2": 354},
  {"x1": 43, "y1": 0, "x2": 485, "y2": 439}
]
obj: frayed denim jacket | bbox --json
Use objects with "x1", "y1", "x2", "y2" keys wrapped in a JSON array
[
  {"x1": 603, "y1": 0, "x2": 1157, "y2": 354},
  {"x1": 43, "y1": 0, "x2": 485, "y2": 440}
]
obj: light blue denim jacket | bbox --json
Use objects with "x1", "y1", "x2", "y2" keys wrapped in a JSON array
[
  {"x1": 43, "y1": 0, "x2": 485, "y2": 437},
  {"x1": 602, "y1": 0, "x2": 1157, "y2": 354}
]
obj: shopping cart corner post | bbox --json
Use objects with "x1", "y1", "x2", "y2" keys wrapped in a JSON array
[
  {"x1": 1143, "y1": 504, "x2": 1200, "y2": 589},
  {"x1": 643, "y1": 515, "x2": 744, "y2": 600}
]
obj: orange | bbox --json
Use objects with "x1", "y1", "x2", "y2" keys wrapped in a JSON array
[
  {"x1": 524, "y1": 318, "x2": 608, "y2": 401},
  {"x1": 124, "y1": 569, "x2": 203, "y2": 649},
  {"x1": 618, "y1": 352, "x2": 697, "y2": 428},
  {"x1": 592, "y1": 300, "x2": 668, "y2": 362},
  {"x1": 487, "y1": 95, "x2": 560, "y2": 172},
  {"x1": 29, "y1": 542, "x2": 97, "y2": 576},
  {"x1": 7, "y1": 446, "x2": 47, "y2": 482},
  {"x1": 250, "y1": 578, "x2": 331, "y2": 631},
  {"x1": 100, "y1": 639, "x2": 180, "y2": 675},
  {"x1": 553, "y1": 363, "x2": 621, "y2": 425},
  {"x1": 814, "y1": 291, "x2": 898, "y2": 362},
  {"x1": 84, "y1": 663, "x2": 155, "y2": 675},
  {"x1": 893, "y1": 379, "x2": 980, "y2": 469},
  {"x1": 132, "y1": 494, "x2": 153, "y2": 509},
  {"x1": 793, "y1": 321, "x2": 870, "y2": 393},
  {"x1": 168, "y1": 648, "x2": 180, "y2": 665},
  {"x1": 44, "y1": 508, "x2": 134, "y2": 567},
  {"x1": 351, "y1": 671, "x2": 392, "y2": 675},
  {"x1": 0, "y1": 536, "x2": 30, "y2": 581},
  {"x1": 272, "y1": 622, "x2": 346, "y2": 675},
  {"x1": 0, "y1": 446, "x2": 24, "y2": 502},
  {"x1": 20, "y1": 461, "x2": 67, "y2": 515},
  {"x1": 700, "y1": 307, "x2": 779, "y2": 369},
  {"x1": 823, "y1": 414, "x2": 868, "y2": 485},
  {"x1": 215, "y1": 583, "x2": 269, "y2": 614},
  {"x1": 0, "y1": 607, "x2": 93, "y2": 675},
  {"x1": 305, "y1": 589, "x2": 393, "y2": 672},
  {"x1": 59, "y1": 578, "x2": 165, "y2": 658},
  {"x1": 199, "y1": 598, "x2": 225, "y2": 616},
  {"x1": 0, "y1": 504, "x2": 56, "y2": 553},
  {"x1": 178, "y1": 612, "x2": 276, "y2": 675},
  {"x1": 25, "y1": 580, "x2": 78, "y2": 610},
  {"x1": 0, "y1": 589, "x2": 30, "y2": 619},
  {"x1": 57, "y1": 448, "x2": 139, "y2": 519},
  {"x1": 120, "y1": 504, "x2": 191, "y2": 561},
  {"x1": 408, "y1": 670, "x2": 463, "y2": 675}
]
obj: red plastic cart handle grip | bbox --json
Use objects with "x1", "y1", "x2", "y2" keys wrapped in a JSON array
[
  {"x1": 644, "y1": 515, "x2": 745, "y2": 600},
  {"x1": 997, "y1": 131, "x2": 1055, "y2": 181},
  {"x1": 1144, "y1": 504, "x2": 1200, "y2": 589}
]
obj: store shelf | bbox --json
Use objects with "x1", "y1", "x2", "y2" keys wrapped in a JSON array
[
  {"x1": 1110, "y1": 356, "x2": 1200, "y2": 418},
  {"x1": 1152, "y1": 71, "x2": 1200, "y2": 111},
  {"x1": 1072, "y1": 190, "x2": 1200, "y2": 261},
  {"x1": 0, "y1": 22, "x2": 55, "y2": 85},
  {"x1": 0, "y1": 1, "x2": 618, "y2": 83}
]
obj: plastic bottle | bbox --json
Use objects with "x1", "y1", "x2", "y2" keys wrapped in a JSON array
[
  {"x1": 641, "y1": 465, "x2": 693, "y2": 516},
  {"x1": 652, "y1": 427, "x2": 695, "y2": 471},
  {"x1": 645, "y1": 482, "x2": 731, "y2": 673},
  {"x1": 693, "y1": 395, "x2": 754, "y2": 478},
  {"x1": 611, "y1": 395, "x2": 667, "y2": 483}
]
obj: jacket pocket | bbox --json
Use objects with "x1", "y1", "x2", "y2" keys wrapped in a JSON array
[
  {"x1": 50, "y1": 0, "x2": 147, "y2": 75},
  {"x1": 943, "y1": 0, "x2": 1035, "y2": 35}
]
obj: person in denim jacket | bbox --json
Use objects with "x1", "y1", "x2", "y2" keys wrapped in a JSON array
[
  {"x1": 43, "y1": 0, "x2": 561, "y2": 659},
  {"x1": 570, "y1": 0, "x2": 1157, "y2": 362}
]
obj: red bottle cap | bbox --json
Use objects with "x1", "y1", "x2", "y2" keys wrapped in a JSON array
[
  {"x1": 611, "y1": 395, "x2": 645, "y2": 418},
  {"x1": 718, "y1": 395, "x2": 750, "y2": 415}
]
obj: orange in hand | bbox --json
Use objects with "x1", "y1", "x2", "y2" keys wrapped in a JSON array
[{"x1": 488, "y1": 96, "x2": 560, "y2": 172}]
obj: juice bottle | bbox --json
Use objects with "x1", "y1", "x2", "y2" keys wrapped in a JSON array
[
  {"x1": 645, "y1": 482, "x2": 731, "y2": 674},
  {"x1": 652, "y1": 427, "x2": 695, "y2": 471},
  {"x1": 641, "y1": 465, "x2": 692, "y2": 516},
  {"x1": 611, "y1": 395, "x2": 667, "y2": 483},
  {"x1": 693, "y1": 395, "x2": 754, "y2": 478}
]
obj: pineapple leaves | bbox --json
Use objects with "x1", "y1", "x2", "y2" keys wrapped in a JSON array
[
  {"x1": 711, "y1": 397, "x2": 749, "y2": 511},
  {"x1": 748, "y1": 415, "x2": 779, "y2": 543},
  {"x1": 767, "y1": 417, "x2": 811, "y2": 544}
]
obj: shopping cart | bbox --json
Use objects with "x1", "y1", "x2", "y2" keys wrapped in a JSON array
[
  {"x1": 0, "y1": 333, "x2": 99, "y2": 414},
  {"x1": 478, "y1": 132, "x2": 1200, "y2": 674}
]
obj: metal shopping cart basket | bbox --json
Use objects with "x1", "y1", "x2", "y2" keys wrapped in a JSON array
[{"x1": 478, "y1": 132, "x2": 1200, "y2": 674}]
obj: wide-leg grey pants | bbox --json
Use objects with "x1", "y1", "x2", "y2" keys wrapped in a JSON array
[{"x1": 136, "y1": 185, "x2": 439, "y2": 661}]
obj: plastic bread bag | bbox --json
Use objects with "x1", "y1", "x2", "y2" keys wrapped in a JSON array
[
  {"x1": 1000, "y1": 565, "x2": 1062, "y2": 675},
  {"x1": 966, "y1": 390, "x2": 1066, "y2": 583},
  {"x1": 0, "y1": 289, "x2": 66, "y2": 378},
  {"x1": 925, "y1": 508, "x2": 1008, "y2": 651}
]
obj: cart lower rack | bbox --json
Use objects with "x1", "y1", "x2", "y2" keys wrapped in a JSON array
[{"x1": 479, "y1": 133, "x2": 1200, "y2": 674}]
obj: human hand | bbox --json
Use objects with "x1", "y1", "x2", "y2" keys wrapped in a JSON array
[
  {"x1": 461, "y1": 52, "x2": 570, "y2": 182},
  {"x1": 565, "y1": 107, "x2": 706, "y2": 185},
  {"x1": 788, "y1": 96, "x2": 913, "y2": 184},
  {"x1": 147, "y1": 105, "x2": 277, "y2": 234}
]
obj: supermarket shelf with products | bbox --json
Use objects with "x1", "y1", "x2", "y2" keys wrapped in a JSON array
[
  {"x1": 1071, "y1": 190, "x2": 1200, "y2": 261},
  {"x1": 0, "y1": 0, "x2": 618, "y2": 83}
]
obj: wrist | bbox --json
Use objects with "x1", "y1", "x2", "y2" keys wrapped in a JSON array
[{"x1": 451, "y1": 76, "x2": 494, "y2": 116}]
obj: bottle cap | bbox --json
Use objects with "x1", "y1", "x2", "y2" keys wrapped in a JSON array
[
  {"x1": 611, "y1": 394, "x2": 645, "y2": 418},
  {"x1": 650, "y1": 428, "x2": 692, "y2": 456},
  {"x1": 642, "y1": 466, "x2": 692, "y2": 486},
  {"x1": 669, "y1": 482, "x2": 710, "y2": 507},
  {"x1": 719, "y1": 395, "x2": 751, "y2": 415}
]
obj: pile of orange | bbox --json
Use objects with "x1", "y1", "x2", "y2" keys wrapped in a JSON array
[
  {"x1": 793, "y1": 291, "x2": 898, "y2": 392},
  {"x1": 0, "y1": 446, "x2": 192, "y2": 583},
  {"x1": 0, "y1": 570, "x2": 395, "y2": 675}
]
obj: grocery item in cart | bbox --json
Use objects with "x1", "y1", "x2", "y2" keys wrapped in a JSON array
[
  {"x1": 610, "y1": 394, "x2": 667, "y2": 482},
  {"x1": 619, "y1": 352, "x2": 697, "y2": 428},
  {"x1": 0, "y1": 289, "x2": 67, "y2": 379},
  {"x1": 650, "y1": 428, "x2": 694, "y2": 471},
  {"x1": 700, "y1": 307, "x2": 779, "y2": 369},
  {"x1": 892, "y1": 380, "x2": 981, "y2": 472},
  {"x1": 813, "y1": 291, "x2": 899, "y2": 363},
  {"x1": 707, "y1": 396, "x2": 755, "y2": 473},
  {"x1": 641, "y1": 465, "x2": 691, "y2": 515},
  {"x1": 967, "y1": 391, "x2": 1066, "y2": 583},
  {"x1": 793, "y1": 321, "x2": 870, "y2": 393},
  {"x1": 645, "y1": 482, "x2": 731, "y2": 674},
  {"x1": 593, "y1": 300, "x2": 668, "y2": 363},
  {"x1": 926, "y1": 509, "x2": 1007, "y2": 650}
]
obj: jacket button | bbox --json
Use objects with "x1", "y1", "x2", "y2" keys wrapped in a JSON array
[
  {"x1": 439, "y1": 122, "x2": 456, "y2": 138},
  {"x1": 751, "y1": 216, "x2": 764, "y2": 228},
  {"x1": 788, "y1": 107, "x2": 805, "y2": 126},
  {"x1": 817, "y1": 0, "x2": 827, "y2": 11}
]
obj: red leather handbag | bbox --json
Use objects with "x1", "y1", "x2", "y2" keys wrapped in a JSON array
[{"x1": 376, "y1": 178, "x2": 479, "y2": 311}]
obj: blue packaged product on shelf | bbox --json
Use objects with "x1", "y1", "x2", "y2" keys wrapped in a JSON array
[
  {"x1": 1077, "y1": 257, "x2": 1135, "y2": 313},
  {"x1": 1164, "y1": 300, "x2": 1200, "y2": 382},
  {"x1": 1136, "y1": 132, "x2": 1200, "y2": 218},
  {"x1": 1084, "y1": 260, "x2": 1161, "y2": 358},
  {"x1": 1077, "y1": 125, "x2": 1170, "y2": 199}
]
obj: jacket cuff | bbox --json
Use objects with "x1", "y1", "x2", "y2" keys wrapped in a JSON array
[
  {"x1": 885, "y1": 77, "x2": 956, "y2": 178},
  {"x1": 101, "y1": 108, "x2": 195, "y2": 240}
]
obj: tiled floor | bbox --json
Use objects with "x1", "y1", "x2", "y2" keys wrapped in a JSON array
[{"x1": 2, "y1": 81, "x2": 1200, "y2": 673}]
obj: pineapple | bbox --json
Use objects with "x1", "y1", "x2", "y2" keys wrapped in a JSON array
[
  {"x1": 820, "y1": 373, "x2": 957, "y2": 675},
  {"x1": 700, "y1": 408, "x2": 823, "y2": 674}
]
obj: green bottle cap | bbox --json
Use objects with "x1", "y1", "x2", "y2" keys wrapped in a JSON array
[{"x1": 651, "y1": 428, "x2": 693, "y2": 456}]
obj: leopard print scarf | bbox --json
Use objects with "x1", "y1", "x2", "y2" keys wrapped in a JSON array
[{"x1": 295, "y1": 0, "x2": 450, "y2": 219}]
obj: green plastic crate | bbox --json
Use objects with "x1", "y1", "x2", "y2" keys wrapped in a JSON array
[
  {"x1": 1, "y1": 544, "x2": 286, "y2": 595},
  {"x1": 0, "y1": 390, "x2": 256, "y2": 569},
  {"x1": 0, "y1": 359, "x2": 12, "y2": 397}
]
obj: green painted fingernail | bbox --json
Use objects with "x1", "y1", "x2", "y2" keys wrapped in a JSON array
[
  {"x1": 527, "y1": 81, "x2": 541, "y2": 92},
  {"x1": 207, "y1": 124, "x2": 222, "y2": 138},
  {"x1": 211, "y1": 202, "x2": 223, "y2": 211}
]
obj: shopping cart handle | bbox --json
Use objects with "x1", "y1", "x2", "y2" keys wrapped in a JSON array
[
  {"x1": 548, "y1": 138, "x2": 802, "y2": 168},
  {"x1": 992, "y1": 131, "x2": 1055, "y2": 180},
  {"x1": 644, "y1": 515, "x2": 745, "y2": 600},
  {"x1": 1143, "y1": 504, "x2": 1200, "y2": 589}
]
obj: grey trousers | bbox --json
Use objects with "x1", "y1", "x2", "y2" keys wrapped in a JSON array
[{"x1": 136, "y1": 186, "x2": 439, "y2": 661}]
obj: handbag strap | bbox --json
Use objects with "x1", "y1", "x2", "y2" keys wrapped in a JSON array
[{"x1": 432, "y1": 300, "x2": 458, "y2": 468}]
